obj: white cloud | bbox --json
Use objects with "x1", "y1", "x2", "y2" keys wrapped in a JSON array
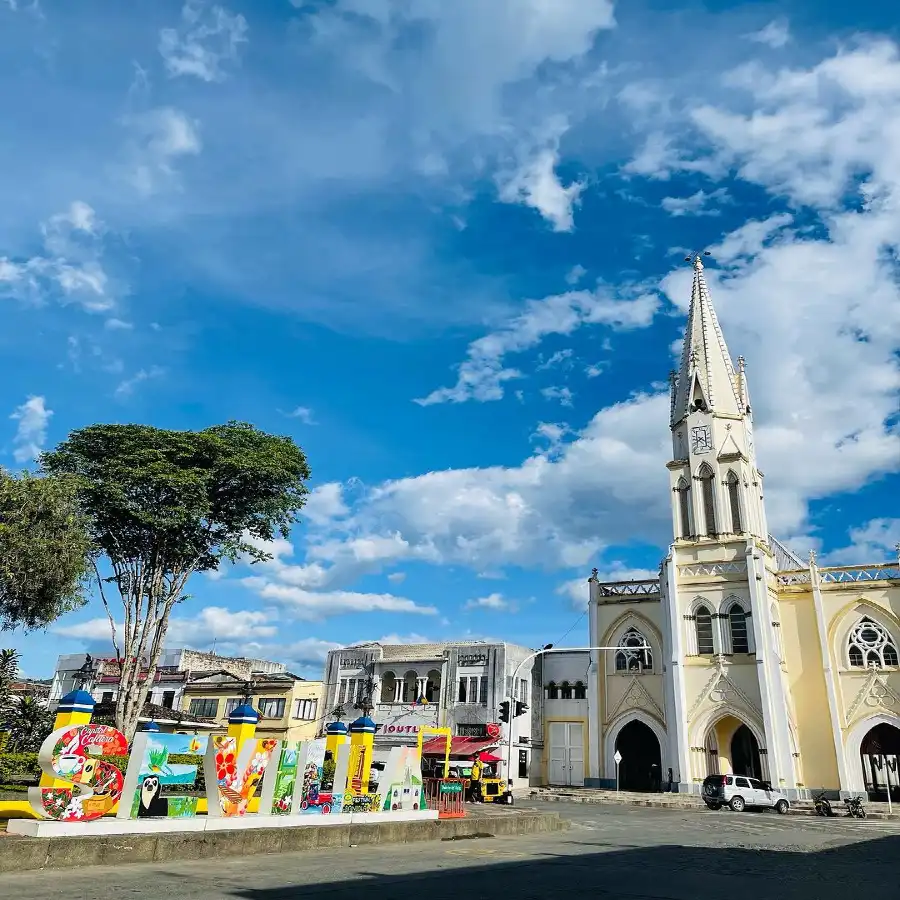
[
  {"x1": 464, "y1": 592, "x2": 509, "y2": 611},
  {"x1": 54, "y1": 605, "x2": 278, "y2": 645},
  {"x1": 566, "y1": 264, "x2": 587, "y2": 285},
  {"x1": 287, "y1": 406, "x2": 316, "y2": 425},
  {"x1": 661, "y1": 187, "x2": 730, "y2": 217},
  {"x1": 537, "y1": 349, "x2": 575, "y2": 371},
  {"x1": 10, "y1": 395, "x2": 52, "y2": 464},
  {"x1": 124, "y1": 107, "x2": 201, "y2": 196},
  {"x1": 585, "y1": 362, "x2": 606, "y2": 378},
  {"x1": 558, "y1": 564, "x2": 659, "y2": 609},
  {"x1": 104, "y1": 318, "x2": 133, "y2": 331},
  {"x1": 387, "y1": 571, "x2": 407, "y2": 584},
  {"x1": 541, "y1": 385, "x2": 574, "y2": 407},
  {"x1": 745, "y1": 19, "x2": 791, "y2": 49},
  {"x1": 415, "y1": 286, "x2": 659, "y2": 405},
  {"x1": 159, "y1": 0, "x2": 248, "y2": 83},
  {"x1": 0, "y1": 202, "x2": 114, "y2": 312},
  {"x1": 242, "y1": 581, "x2": 438, "y2": 621},
  {"x1": 824, "y1": 519, "x2": 900, "y2": 565},
  {"x1": 531, "y1": 422, "x2": 571, "y2": 457},
  {"x1": 303, "y1": 482, "x2": 350, "y2": 526},
  {"x1": 114, "y1": 366, "x2": 164, "y2": 399},
  {"x1": 498, "y1": 120, "x2": 586, "y2": 232}
]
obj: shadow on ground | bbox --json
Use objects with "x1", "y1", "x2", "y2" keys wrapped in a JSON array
[{"x1": 226, "y1": 836, "x2": 900, "y2": 900}]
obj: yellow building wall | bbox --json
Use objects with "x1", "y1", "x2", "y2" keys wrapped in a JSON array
[{"x1": 778, "y1": 591, "x2": 839, "y2": 790}]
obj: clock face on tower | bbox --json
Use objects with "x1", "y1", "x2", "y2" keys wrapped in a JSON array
[{"x1": 691, "y1": 425, "x2": 712, "y2": 454}]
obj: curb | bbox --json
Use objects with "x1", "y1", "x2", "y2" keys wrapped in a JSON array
[
  {"x1": 528, "y1": 792, "x2": 900, "y2": 821},
  {"x1": 0, "y1": 811, "x2": 567, "y2": 873}
]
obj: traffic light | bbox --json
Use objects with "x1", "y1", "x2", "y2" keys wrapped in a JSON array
[
  {"x1": 499, "y1": 700, "x2": 510, "y2": 723},
  {"x1": 514, "y1": 701, "x2": 529, "y2": 718}
]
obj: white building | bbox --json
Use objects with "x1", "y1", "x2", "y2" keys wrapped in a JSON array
[
  {"x1": 321, "y1": 641, "x2": 539, "y2": 787},
  {"x1": 48, "y1": 649, "x2": 286, "y2": 712}
]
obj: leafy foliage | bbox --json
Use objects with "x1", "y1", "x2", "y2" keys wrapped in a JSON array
[
  {"x1": 41, "y1": 420, "x2": 311, "y2": 739},
  {"x1": 2, "y1": 696, "x2": 54, "y2": 752},
  {"x1": 0, "y1": 471, "x2": 92, "y2": 631}
]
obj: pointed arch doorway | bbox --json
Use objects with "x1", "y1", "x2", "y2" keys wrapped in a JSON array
[
  {"x1": 731, "y1": 724, "x2": 763, "y2": 780},
  {"x1": 703, "y1": 716, "x2": 765, "y2": 781},
  {"x1": 614, "y1": 720, "x2": 662, "y2": 792},
  {"x1": 860, "y1": 721, "x2": 900, "y2": 801}
]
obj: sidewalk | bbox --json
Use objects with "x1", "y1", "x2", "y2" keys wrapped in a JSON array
[{"x1": 527, "y1": 787, "x2": 900, "y2": 820}]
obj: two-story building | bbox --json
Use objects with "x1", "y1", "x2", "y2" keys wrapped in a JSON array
[
  {"x1": 321, "y1": 641, "x2": 539, "y2": 787},
  {"x1": 181, "y1": 669, "x2": 324, "y2": 743}
]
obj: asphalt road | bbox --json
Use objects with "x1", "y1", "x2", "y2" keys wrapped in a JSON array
[{"x1": 6, "y1": 801, "x2": 900, "y2": 900}]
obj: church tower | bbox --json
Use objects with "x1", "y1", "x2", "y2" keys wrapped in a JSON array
[{"x1": 661, "y1": 254, "x2": 798, "y2": 798}]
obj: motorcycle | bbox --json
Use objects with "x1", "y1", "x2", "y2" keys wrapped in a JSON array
[
  {"x1": 813, "y1": 791, "x2": 835, "y2": 817},
  {"x1": 845, "y1": 795, "x2": 867, "y2": 819}
]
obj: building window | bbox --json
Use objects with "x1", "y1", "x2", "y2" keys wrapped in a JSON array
[
  {"x1": 560, "y1": 681, "x2": 573, "y2": 700},
  {"x1": 468, "y1": 676, "x2": 479, "y2": 704},
  {"x1": 188, "y1": 698, "x2": 219, "y2": 718},
  {"x1": 695, "y1": 606, "x2": 715, "y2": 655},
  {"x1": 380, "y1": 672, "x2": 396, "y2": 704},
  {"x1": 676, "y1": 477, "x2": 692, "y2": 539},
  {"x1": 427, "y1": 669, "x2": 442, "y2": 703},
  {"x1": 457, "y1": 677, "x2": 468, "y2": 703},
  {"x1": 294, "y1": 699, "x2": 318, "y2": 720},
  {"x1": 517, "y1": 678, "x2": 528, "y2": 704},
  {"x1": 101, "y1": 691, "x2": 114, "y2": 704},
  {"x1": 338, "y1": 679, "x2": 349, "y2": 705},
  {"x1": 848, "y1": 618, "x2": 899, "y2": 669},
  {"x1": 518, "y1": 749, "x2": 528, "y2": 779},
  {"x1": 726, "y1": 470, "x2": 742, "y2": 533},
  {"x1": 614, "y1": 627, "x2": 653, "y2": 672},
  {"x1": 546, "y1": 682, "x2": 558, "y2": 700},
  {"x1": 729, "y1": 605, "x2": 750, "y2": 654},
  {"x1": 698, "y1": 463, "x2": 716, "y2": 536},
  {"x1": 224, "y1": 697, "x2": 244, "y2": 717},
  {"x1": 574, "y1": 681, "x2": 586, "y2": 700},
  {"x1": 161, "y1": 691, "x2": 176, "y2": 709},
  {"x1": 259, "y1": 697, "x2": 286, "y2": 719},
  {"x1": 479, "y1": 676, "x2": 488, "y2": 706}
]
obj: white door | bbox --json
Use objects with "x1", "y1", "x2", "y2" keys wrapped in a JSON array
[{"x1": 548, "y1": 722, "x2": 585, "y2": 787}]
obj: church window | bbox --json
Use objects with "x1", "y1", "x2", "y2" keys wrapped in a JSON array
[
  {"x1": 698, "y1": 464, "x2": 717, "y2": 536},
  {"x1": 560, "y1": 681, "x2": 573, "y2": 699},
  {"x1": 614, "y1": 627, "x2": 653, "y2": 672},
  {"x1": 676, "y1": 477, "x2": 692, "y2": 539},
  {"x1": 726, "y1": 470, "x2": 742, "y2": 533},
  {"x1": 729, "y1": 605, "x2": 750, "y2": 654},
  {"x1": 695, "y1": 606, "x2": 715, "y2": 655},
  {"x1": 848, "y1": 618, "x2": 899, "y2": 669},
  {"x1": 574, "y1": 681, "x2": 587, "y2": 700},
  {"x1": 546, "y1": 682, "x2": 559, "y2": 700}
]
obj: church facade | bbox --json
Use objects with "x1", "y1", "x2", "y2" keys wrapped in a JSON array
[{"x1": 583, "y1": 255, "x2": 900, "y2": 799}]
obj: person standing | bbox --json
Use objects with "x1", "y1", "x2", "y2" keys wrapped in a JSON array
[{"x1": 468, "y1": 753, "x2": 484, "y2": 802}]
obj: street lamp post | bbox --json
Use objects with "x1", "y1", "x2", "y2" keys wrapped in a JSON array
[{"x1": 504, "y1": 643, "x2": 652, "y2": 798}]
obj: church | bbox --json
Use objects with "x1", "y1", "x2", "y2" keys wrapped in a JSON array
[{"x1": 578, "y1": 254, "x2": 900, "y2": 800}]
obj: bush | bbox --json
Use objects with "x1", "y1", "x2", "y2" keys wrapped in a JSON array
[{"x1": 0, "y1": 751, "x2": 206, "y2": 793}]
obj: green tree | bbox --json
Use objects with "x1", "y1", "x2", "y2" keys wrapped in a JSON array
[
  {"x1": 3, "y1": 695, "x2": 54, "y2": 752},
  {"x1": 41, "y1": 421, "x2": 311, "y2": 740},
  {"x1": 0, "y1": 470, "x2": 92, "y2": 631},
  {"x1": 0, "y1": 648, "x2": 18, "y2": 718}
]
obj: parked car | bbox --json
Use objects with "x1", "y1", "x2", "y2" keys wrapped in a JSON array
[{"x1": 702, "y1": 774, "x2": 790, "y2": 814}]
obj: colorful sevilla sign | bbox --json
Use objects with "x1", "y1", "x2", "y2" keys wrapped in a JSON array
[{"x1": 29, "y1": 724, "x2": 128, "y2": 822}]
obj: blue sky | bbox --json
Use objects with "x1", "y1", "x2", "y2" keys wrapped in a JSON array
[{"x1": 3, "y1": 0, "x2": 899, "y2": 679}]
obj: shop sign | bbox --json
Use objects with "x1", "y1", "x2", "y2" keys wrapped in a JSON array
[{"x1": 440, "y1": 781, "x2": 463, "y2": 794}]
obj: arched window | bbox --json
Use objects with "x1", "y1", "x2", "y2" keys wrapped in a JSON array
[
  {"x1": 380, "y1": 671, "x2": 396, "y2": 704},
  {"x1": 573, "y1": 681, "x2": 586, "y2": 700},
  {"x1": 729, "y1": 604, "x2": 750, "y2": 654},
  {"x1": 726, "y1": 470, "x2": 742, "y2": 533},
  {"x1": 546, "y1": 682, "x2": 559, "y2": 700},
  {"x1": 560, "y1": 681, "x2": 573, "y2": 700},
  {"x1": 614, "y1": 627, "x2": 653, "y2": 672},
  {"x1": 698, "y1": 464, "x2": 716, "y2": 536},
  {"x1": 402, "y1": 670, "x2": 418, "y2": 703},
  {"x1": 848, "y1": 618, "x2": 899, "y2": 669},
  {"x1": 695, "y1": 605, "x2": 715, "y2": 655},
  {"x1": 425, "y1": 669, "x2": 441, "y2": 703},
  {"x1": 676, "y1": 477, "x2": 692, "y2": 539}
]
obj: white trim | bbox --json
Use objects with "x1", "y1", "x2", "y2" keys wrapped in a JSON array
[
  {"x1": 665, "y1": 550, "x2": 690, "y2": 785},
  {"x1": 844, "y1": 713, "x2": 900, "y2": 794},
  {"x1": 604, "y1": 709, "x2": 667, "y2": 783}
]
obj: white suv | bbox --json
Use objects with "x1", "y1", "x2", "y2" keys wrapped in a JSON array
[{"x1": 702, "y1": 774, "x2": 790, "y2": 814}]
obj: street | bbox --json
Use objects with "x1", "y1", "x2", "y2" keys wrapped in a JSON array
[{"x1": 4, "y1": 800, "x2": 900, "y2": 899}]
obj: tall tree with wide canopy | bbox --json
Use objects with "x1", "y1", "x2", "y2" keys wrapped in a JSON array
[
  {"x1": 42, "y1": 421, "x2": 310, "y2": 740},
  {"x1": 0, "y1": 470, "x2": 92, "y2": 631}
]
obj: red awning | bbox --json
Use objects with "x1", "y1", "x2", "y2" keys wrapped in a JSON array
[{"x1": 421, "y1": 736, "x2": 498, "y2": 757}]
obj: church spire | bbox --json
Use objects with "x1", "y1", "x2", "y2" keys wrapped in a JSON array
[{"x1": 670, "y1": 254, "x2": 743, "y2": 428}]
